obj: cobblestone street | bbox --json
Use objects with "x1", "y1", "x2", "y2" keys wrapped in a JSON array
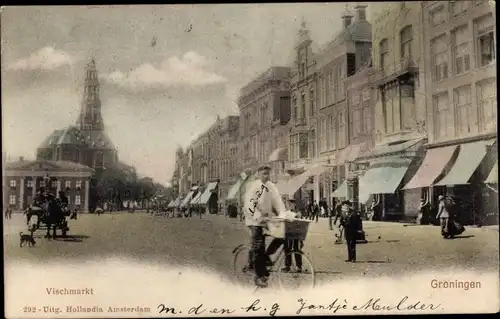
[{"x1": 5, "y1": 212, "x2": 498, "y2": 285}]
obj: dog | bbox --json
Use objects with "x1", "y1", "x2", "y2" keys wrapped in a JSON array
[{"x1": 20, "y1": 232, "x2": 36, "y2": 247}]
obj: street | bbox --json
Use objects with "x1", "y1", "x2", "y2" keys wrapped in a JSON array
[{"x1": 4, "y1": 212, "x2": 499, "y2": 285}]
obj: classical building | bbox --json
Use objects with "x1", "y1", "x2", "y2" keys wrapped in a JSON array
[
  {"x1": 403, "y1": 0, "x2": 497, "y2": 224},
  {"x1": 36, "y1": 59, "x2": 118, "y2": 169},
  {"x1": 237, "y1": 66, "x2": 292, "y2": 182},
  {"x1": 3, "y1": 159, "x2": 94, "y2": 212},
  {"x1": 286, "y1": 5, "x2": 372, "y2": 205}
]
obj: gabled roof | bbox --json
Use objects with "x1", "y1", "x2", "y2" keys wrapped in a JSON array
[
  {"x1": 4, "y1": 159, "x2": 94, "y2": 173},
  {"x1": 322, "y1": 19, "x2": 372, "y2": 52},
  {"x1": 38, "y1": 126, "x2": 88, "y2": 148}
]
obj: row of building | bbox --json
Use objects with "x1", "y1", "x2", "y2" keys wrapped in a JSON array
[{"x1": 172, "y1": 1, "x2": 497, "y2": 223}]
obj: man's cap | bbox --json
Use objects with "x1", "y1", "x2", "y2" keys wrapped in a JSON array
[{"x1": 257, "y1": 165, "x2": 271, "y2": 172}]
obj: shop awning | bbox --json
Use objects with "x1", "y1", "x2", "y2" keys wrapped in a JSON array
[
  {"x1": 434, "y1": 140, "x2": 495, "y2": 186},
  {"x1": 269, "y1": 147, "x2": 288, "y2": 162},
  {"x1": 403, "y1": 145, "x2": 457, "y2": 189},
  {"x1": 168, "y1": 196, "x2": 181, "y2": 208},
  {"x1": 280, "y1": 164, "x2": 328, "y2": 197},
  {"x1": 190, "y1": 187, "x2": 204, "y2": 205},
  {"x1": 199, "y1": 181, "x2": 218, "y2": 204},
  {"x1": 359, "y1": 157, "x2": 412, "y2": 203},
  {"x1": 181, "y1": 187, "x2": 198, "y2": 207},
  {"x1": 226, "y1": 179, "x2": 243, "y2": 201},
  {"x1": 485, "y1": 161, "x2": 498, "y2": 184},
  {"x1": 332, "y1": 180, "x2": 348, "y2": 198}
]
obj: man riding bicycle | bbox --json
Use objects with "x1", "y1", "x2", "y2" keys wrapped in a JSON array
[{"x1": 243, "y1": 165, "x2": 287, "y2": 288}]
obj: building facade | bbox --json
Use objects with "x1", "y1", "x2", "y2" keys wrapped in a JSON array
[
  {"x1": 237, "y1": 66, "x2": 292, "y2": 182},
  {"x1": 406, "y1": 0, "x2": 497, "y2": 223},
  {"x1": 3, "y1": 159, "x2": 94, "y2": 212},
  {"x1": 36, "y1": 59, "x2": 118, "y2": 169},
  {"x1": 287, "y1": 5, "x2": 373, "y2": 205}
]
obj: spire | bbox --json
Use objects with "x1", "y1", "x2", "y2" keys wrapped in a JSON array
[
  {"x1": 76, "y1": 58, "x2": 104, "y2": 131},
  {"x1": 298, "y1": 16, "x2": 311, "y2": 43},
  {"x1": 341, "y1": 5, "x2": 353, "y2": 29}
]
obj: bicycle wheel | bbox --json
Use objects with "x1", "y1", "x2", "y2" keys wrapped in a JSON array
[
  {"x1": 277, "y1": 251, "x2": 315, "y2": 290},
  {"x1": 232, "y1": 245, "x2": 253, "y2": 282}
]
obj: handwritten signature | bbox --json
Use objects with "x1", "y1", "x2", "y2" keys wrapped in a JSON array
[
  {"x1": 158, "y1": 297, "x2": 441, "y2": 316},
  {"x1": 248, "y1": 184, "x2": 268, "y2": 217}
]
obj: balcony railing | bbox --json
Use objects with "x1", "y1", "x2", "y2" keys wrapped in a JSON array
[{"x1": 373, "y1": 58, "x2": 418, "y2": 85}]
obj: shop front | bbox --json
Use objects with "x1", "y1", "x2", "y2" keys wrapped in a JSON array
[
  {"x1": 355, "y1": 138, "x2": 426, "y2": 221},
  {"x1": 405, "y1": 138, "x2": 497, "y2": 225}
]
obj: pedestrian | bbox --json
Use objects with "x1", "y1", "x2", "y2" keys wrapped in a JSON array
[
  {"x1": 243, "y1": 165, "x2": 287, "y2": 288},
  {"x1": 281, "y1": 199, "x2": 303, "y2": 273},
  {"x1": 436, "y1": 195, "x2": 465, "y2": 239},
  {"x1": 329, "y1": 198, "x2": 337, "y2": 230},
  {"x1": 9, "y1": 208, "x2": 13, "y2": 219},
  {"x1": 339, "y1": 200, "x2": 361, "y2": 262}
]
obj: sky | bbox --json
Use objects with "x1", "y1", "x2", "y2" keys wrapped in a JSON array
[{"x1": 1, "y1": 4, "x2": 375, "y2": 186}]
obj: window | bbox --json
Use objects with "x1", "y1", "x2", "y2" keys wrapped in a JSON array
[
  {"x1": 320, "y1": 76, "x2": 325, "y2": 109},
  {"x1": 477, "y1": 79, "x2": 497, "y2": 132},
  {"x1": 452, "y1": 26, "x2": 471, "y2": 75},
  {"x1": 300, "y1": 62, "x2": 305, "y2": 79},
  {"x1": 351, "y1": 109, "x2": 362, "y2": 138},
  {"x1": 293, "y1": 98, "x2": 298, "y2": 120},
  {"x1": 362, "y1": 107, "x2": 372, "y2": 134},
  {"x1": 454, "y1": 85, "x2": 472, "y2": 136},
  {"x1": 308, "y1": 130, "x2": 316, "y2": 158},
  {"x1": 476, "y1": 15, "x2": 495, "y2": 67},
  {"x1": 336, "y1": 65, "x2": 345, "y2": 100},
  {"x1": 75, "y1": 195, "x2": 81, "y2": 205},
  {"x1": 319, "y1": 117, "x2": 327, "y2": 152},
  {"x1": 328, "y1": 71, "x2": 334, "y2": 105},
  {"x1": 434, "y1": 93, "x2": 452, "y2": 139},
  {"x1": 51, "y1": 180, "x2": 57, "y2": 188},
  {"x1": 290, "y1": 134, "x2": 298, "y2": 161},
  {"x1": 260, "y1": 104, "x2": 266, "y2": 127},
  {"x1": 451, "y1": 1, "x2": 469, "y2": 16},
  {"x1": 40, "y1": 180, "x2": 46, "y2": 188},
  {"x1": 379, "y1": 39, "x2": 389, "y2": 70},
  {"x1": 65, "y1": 180, "x2": 71, "y2": 189},
  {"x1": 432, "y1": 35, "x2": 449, "y2": 82},
  {"x1": 27, "y1": 179, "x2": 33, "y2": 188},
  {"x1": 76, "y1": 180, "x2": 82, "y2": 189},
  {"x1": 328, "y1": 115, "x2": 335, "y2": 150},
  {"x1": 337, "y1": 111, "x2": 347, "y2": 148},
  {"x1": 430, "y1": 5, "x2": 447, "y2": 26},
  {"x1": 400, "y1": 26, "x2": 413, "y2": 59},
  {"x1": 309, "y1": 88, "x2": 316, "y2": 116},
  {"x1": 10, "y1": 179, "x2": 16, "y2": 188},
  {"x1": 401, "y1": 83, "x2": 416, "y2": 129},
  {"x1": 299, "y1": 133, "x2": 309, "y2": 159},
  {"x1": 9, "y1": 195, "x2": 16, "y2": 206},
  {"x1": 300, "y1": 93, "x2": 306, "y2": 120}
]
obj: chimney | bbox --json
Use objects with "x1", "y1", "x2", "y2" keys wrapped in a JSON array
[
  {"x1": 355, "y1": 4, "x2": 367, "y2": 21},
  {"x1": 341, "y1": 8, "x2": 353, "y2": 29}
]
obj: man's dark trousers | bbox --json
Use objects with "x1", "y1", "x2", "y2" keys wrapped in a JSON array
[
  {"x1": 344, "y1": 229, "x2": 356, "y2": 261},
  {"x1": 249, "y1": 226, "x2": 267, "y2": 278}
]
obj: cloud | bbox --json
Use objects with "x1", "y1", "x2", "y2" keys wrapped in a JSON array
[
  {"x1": 7, "y1": 47, "x2": 77, "y2": 71},
  {"x1": 103, "y1": 52, "x2": 227, "y2": 88}
]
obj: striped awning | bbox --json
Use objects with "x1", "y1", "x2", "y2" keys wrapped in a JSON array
[
  {"x1": 280, "y1": 164, "x2": 327, "y2": 197},
  {"x1": 435, "y1": 140, "x2": 495, "y2": 186},
  {"x1": 199, "y1": 181, "x2": 219, "y2": 205}
]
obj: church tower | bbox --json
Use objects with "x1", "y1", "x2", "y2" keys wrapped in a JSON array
[{"x1": 77, "y1": 58, "x2": 104, "y2": 132}]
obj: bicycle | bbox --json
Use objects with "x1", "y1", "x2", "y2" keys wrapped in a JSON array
[{"x1": 232, "y1": 218, "x2": 316, "y2": 290}]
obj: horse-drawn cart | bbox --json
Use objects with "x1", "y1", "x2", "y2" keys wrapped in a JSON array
[{"x1": 26, "y1": 202, "x2": 71, "y2": 239}]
